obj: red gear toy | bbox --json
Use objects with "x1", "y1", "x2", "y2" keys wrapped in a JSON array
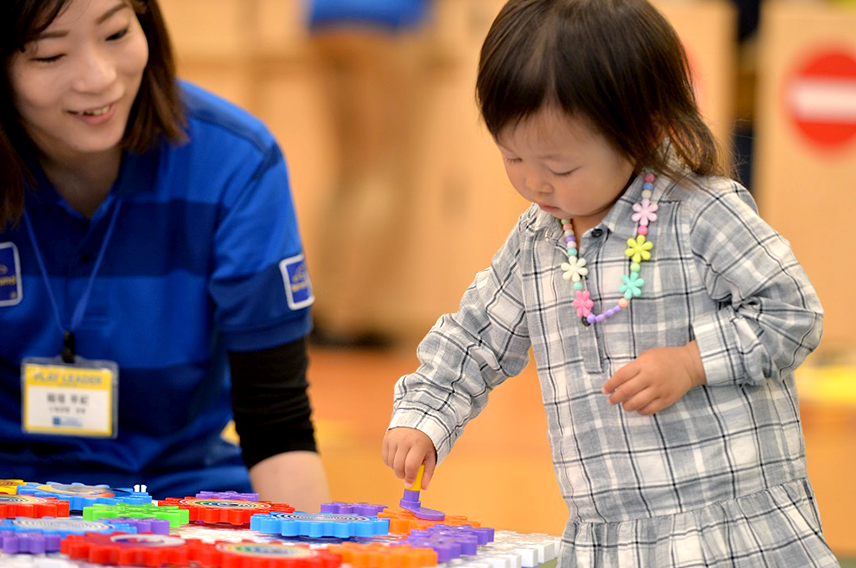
[
  {"x1": 0, "y1": 494, "x2": 70, "y2": 519},
  {"x1": 196, "y1": 542, "x2": 342, "y2": 568},
  {"x1": 61, "y1": 533, "x2": 208, "y2": 567},
  {"x1": 158, "y1": 497, "x2": 295, "y2": 526}
]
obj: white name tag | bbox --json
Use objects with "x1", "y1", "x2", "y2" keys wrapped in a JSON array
[{"x1": 21, "y1": 357, "x2": 118, "y2": 438}]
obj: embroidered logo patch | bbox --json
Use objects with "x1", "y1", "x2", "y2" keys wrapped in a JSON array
[
  {"x1": 279, "y1": 254, "x2": 314, "y2": 310},
  {"x1": 0, "y1": 242, "x2": 22, "y2": 306}
]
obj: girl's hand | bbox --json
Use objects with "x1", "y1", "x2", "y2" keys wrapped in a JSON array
[
  {"x1": 602, "y1": 341, "x2": 706, "y2": 415},
  {"x1": 382, "y1": 427, "x2": 437, "y2": 489}
]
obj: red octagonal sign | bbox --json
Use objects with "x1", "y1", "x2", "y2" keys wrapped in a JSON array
[{"x1": 786, "y1": 49, "x2": 856, "y2": 149}]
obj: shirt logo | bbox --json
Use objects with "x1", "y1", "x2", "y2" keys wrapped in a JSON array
[
  {"x1": 279, "y1": 254, "x2": 314, "y2": 310},
  {"x1": 0, "y1": 242, "x2": 22, "y2": 306}
]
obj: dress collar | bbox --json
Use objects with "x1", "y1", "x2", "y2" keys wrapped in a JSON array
[{"x1": 529, "y1": 170, "x2": 667, "y2": 241}]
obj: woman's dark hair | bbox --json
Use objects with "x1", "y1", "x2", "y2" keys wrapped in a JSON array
[
  {"x1": 477, "y1": 0, "x2": 724, "y2": 181},
  {"x1": 0, "y1": 0, "x2": 186, "y2": 229}
]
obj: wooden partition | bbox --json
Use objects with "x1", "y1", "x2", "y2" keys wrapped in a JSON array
[{"x1": 755, "y1": 0, "x2": 856, "y2": 353}]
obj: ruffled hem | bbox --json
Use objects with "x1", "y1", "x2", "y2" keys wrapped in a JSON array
[{"x1": 559, "y1": 479, "x2": 838, "y2": 567}]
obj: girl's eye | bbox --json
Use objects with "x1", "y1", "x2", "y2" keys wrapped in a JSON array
[
  {"x1": 107, "y1": 27, "x2": 129, "y2": 41},
  {"x1": 553, "y1": 170, "x2": 574, "y2": 177},
  {"x1": 503, "y1": 157, "x2": 522, "y2": 164},
  {"x1": 34, "y1": 54, "x2": 64, "y2": 64}
]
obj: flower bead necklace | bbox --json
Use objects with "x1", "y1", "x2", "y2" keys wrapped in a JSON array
[{"x1": 561, "y1": 171, "x2": 658, "y2": 326}]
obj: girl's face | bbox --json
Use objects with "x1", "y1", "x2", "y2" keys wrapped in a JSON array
[
  {"x1": 8, "y1": 0, "x2": 148, "y2": 162},
  {"x1": 496, "y1": 105, "x2": 636, "y2": 232}
]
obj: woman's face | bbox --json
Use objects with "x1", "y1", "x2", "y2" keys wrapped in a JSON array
[{"x1": 8, "y1": 0, "x2": 148, "y2": 162}]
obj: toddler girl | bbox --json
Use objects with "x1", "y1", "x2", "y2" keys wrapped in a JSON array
[{"x1": 382, "y1": 0, "x2": 837, "y2": 565}]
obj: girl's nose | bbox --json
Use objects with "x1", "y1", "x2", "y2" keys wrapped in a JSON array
[
  {"x1": 526, "y1": 171, "x2": 552, "y2": 194},
  {"x1": 72, "y1": 46, "x2": 117, "y2": 93}
]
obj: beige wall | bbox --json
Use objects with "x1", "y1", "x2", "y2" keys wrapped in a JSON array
[{"x1": 755, "y1": 0, "x2": 856, "y2": 353}]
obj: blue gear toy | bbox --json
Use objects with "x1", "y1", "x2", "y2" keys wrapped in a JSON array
[
  {"x1": 17, "y1": 482, "x2": 151, "y2": 511},
  {"x1": 250, "y1": 511, "x2": 390, "y2": 539}
]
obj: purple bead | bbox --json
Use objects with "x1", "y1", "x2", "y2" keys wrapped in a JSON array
[
  {"x1": 587, "y1": 314, "x2": 597, "y2": 324},
  {"x1": 596, "y1": 314, "x2": 607, "y2": 322}
]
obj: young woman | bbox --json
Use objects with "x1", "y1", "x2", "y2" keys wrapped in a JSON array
[{"x1": 1, "y1": 0, "x2": 329, "y2": 510}]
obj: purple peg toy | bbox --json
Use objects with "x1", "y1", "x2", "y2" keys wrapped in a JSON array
[{"x1": 399, "y1": 464, "x2": 445, "y2": 521}]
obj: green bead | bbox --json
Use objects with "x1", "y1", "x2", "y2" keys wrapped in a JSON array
[
  {"x1": 573, "y1": 282, "x2": 584, "y2": 291},
  {"x1": 631, "y1": 263, "x2": 641, "y2": 272}
]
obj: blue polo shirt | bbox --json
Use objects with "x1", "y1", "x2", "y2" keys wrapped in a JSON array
[{"x1": 0, "y1": 82, "x2": 313, "y2": 498}]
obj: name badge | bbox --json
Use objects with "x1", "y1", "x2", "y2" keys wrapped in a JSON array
[
  {"x1": 0, "y1": 242, "x2": 23, "y2": 306},
  {"x1": 21, "y1": 357, "x2": 118, "y2": 438}
]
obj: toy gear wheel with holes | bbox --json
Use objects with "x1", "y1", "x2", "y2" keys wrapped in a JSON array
[
  {"x1": 158, "y1": 497, "x2": 295, "y2": 526},
  {"x1": 60, "y1": 533, "x2": 212, "y2": 567},
  {"x1": 0, "y1": 494, "x2": 70, "y2": 519},
  {"x1": 377, "y1": 509, "x2": 479, "y2": 535},
  {"x1": 18, "y1": 481, "x2": 152, "y2": 511},
  {"x1": 250, "y1": 511, "x2": 390, "y2": 538},
  {"x1": 17, "y1": 481, "x2": 151, "y2": 511},
  {"x1": 0, "y1": 517, "x2": 138, "y2": 554},
  {"x1": 83, "y1": 502, "x2": 190, "y2": 527},
  {"x1": 195, "y1": 542, "x2": 342, "y2": 568},
  {"x1": 326, "y1": 542, "x2": 438, "y2": 568}
]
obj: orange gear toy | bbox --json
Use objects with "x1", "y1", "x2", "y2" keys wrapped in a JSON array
[
  {"x1": 325, "y1": 542, "x2": 438, "y2": 568},
  {"x1": 0, "y1": 494, "x2": 70, "y2": 519},
  {"x1": 158, "y1": 497, "x2": 294, "y2": 526},
  {"x1": 377, "y1": 510, "x2": 479, "y2": 535}
]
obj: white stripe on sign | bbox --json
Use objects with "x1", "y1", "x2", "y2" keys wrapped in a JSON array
[{"x1": 789, "y1": 78, "x2": 856, "y2": 122}]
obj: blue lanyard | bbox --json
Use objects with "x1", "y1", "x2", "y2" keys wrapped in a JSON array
[{"x1": 23, "y1": 199, "x2": 123, "y2": 363}]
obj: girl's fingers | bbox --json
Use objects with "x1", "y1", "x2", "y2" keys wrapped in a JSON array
[
  {"x1": 392, "y1": 447, "x2": 410, "y2": 480},
  {"x1": 404, "y1": 450, "x2": 426, "y2": 487},
  {"x1": 607, "y1": 374, "x2": 649, "y2": 405},
  {"x1": 637, "y1": 398, "x2": 665, "y2": 416},
  {"x1": 421, "y1": 453, "x2": 437, "y2": 489},
  {"x1": 621, "y1": 387, "x2": 658, "y2": 412},
  {"x1": 381, "y1": 438, "x2": 391, "y2": 466},
  {"x1": 603, "y1": 362, "x2": 639, "y2": 394}
]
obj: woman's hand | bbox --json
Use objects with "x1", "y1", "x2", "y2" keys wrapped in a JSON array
[
  {"x1": 382, "y1": 427, "x2": 437, "y2": 489},
  {"x1": 602, "y1": 341, "x2": 706, "y2": 415}
]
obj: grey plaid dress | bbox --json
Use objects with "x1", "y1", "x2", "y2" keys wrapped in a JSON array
[{"x1": 389, "y1": 172, "x2": 838, "y2": 567}]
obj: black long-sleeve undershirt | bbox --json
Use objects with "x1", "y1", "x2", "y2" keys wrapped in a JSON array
[{"x1": 228, "y1": 337, "x2": 318, "y2": 469}]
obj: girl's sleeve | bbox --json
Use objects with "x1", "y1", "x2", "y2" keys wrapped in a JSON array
[
  {"x1": 688, "y1": 180, "x2": 823, "y2": 387},
  {"x1": 388, "y1": 216, "x2": 533, "y2": 463}
]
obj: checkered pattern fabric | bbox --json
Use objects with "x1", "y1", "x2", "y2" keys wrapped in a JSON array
[{"x1": 389, "y1": 172, "x2": 837, "y2": 566}]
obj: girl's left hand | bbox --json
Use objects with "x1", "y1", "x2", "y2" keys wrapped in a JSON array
[{"x1": 602, "y1": 341, "x2": 706, "y2": 415}]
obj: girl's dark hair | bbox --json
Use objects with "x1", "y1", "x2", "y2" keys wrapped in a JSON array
[
  {"x1": 0, "y1": 0, "x2": 186, "y2": 229},
  {"x1": 477, "y1": 0, "x2": 724, "y2": 181}
]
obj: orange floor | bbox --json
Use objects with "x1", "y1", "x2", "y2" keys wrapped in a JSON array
[{"x1": 307, "y1": 345, "x2": 856, "y2": 554}]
